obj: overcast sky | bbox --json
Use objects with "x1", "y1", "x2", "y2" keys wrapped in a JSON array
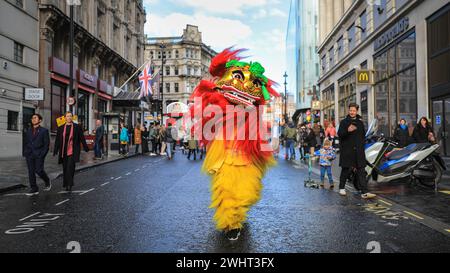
[{"x1": 143, "y1": 0, "x2": 291, "y2": 92}]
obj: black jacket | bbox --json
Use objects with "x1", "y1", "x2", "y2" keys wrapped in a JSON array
[
  {"x1": 24, "y1": 126, "x2": 50, "y2": 159},
  {"x1": 338, "y1": 115, "x2": 366, "y2": 168},
  {"x1": 412, "y1": 125, "x2": 434, "y2": 144},
  {"x1": 304, "y1": 129, "x2": 317, "y2": 147},
  {"x1": 54, "y1": 123, "x2": 89, "y2": 164},
  {"x1": 393, "y1": 125, "x2": 411, "y2": 148}
]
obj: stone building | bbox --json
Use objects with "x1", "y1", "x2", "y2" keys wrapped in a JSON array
[
  {"x1": 145, "y1": 25, "x2": 216, "y2": 112},
  {"x1": 38, "y1": 0, "x2": 146, "y2": 134}
]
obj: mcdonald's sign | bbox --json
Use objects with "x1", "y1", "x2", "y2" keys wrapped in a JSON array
[{"x1": 356, "y1": 70, "x2": 373, "y2": 85}]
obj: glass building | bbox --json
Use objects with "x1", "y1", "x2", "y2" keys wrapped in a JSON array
[{"x1": 286, "y1": 0, "x2": 320, "y2": 123}]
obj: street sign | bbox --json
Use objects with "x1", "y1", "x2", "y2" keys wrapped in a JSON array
[
  {"x1": 436, "y1": 115, "x2": 442, "y2": 125},
  {"x1": 67, "y1": 96, "x2": 76, "y2": 106},
  {"x1": 24, "y1": 88, "x2": 44, "y2": 101},
  {"x1": 356, "y1": 70, "x2": 373, "y2": 85}
]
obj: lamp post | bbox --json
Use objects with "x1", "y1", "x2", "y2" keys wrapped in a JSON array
[
  {"x1": 283, "y1": 72, "x2": 288, "y2": 123},
  {"x1": 68, "y1": 0, "x2": 81, "y2": 113},
  {"x1": 159, "y1": 44, "x2": 166, "y2": 124}
]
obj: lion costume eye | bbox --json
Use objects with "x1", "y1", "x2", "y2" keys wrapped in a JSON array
[
  {"x1": 232, "y1": 71, "x2": 244, "y2": 81},
  {"x1": 253, "y1": 79, "x2": 262, "y2": 88}
]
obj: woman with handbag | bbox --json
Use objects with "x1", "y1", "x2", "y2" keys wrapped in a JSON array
[{"x1": 412, "y1": 117, "x2": 436, "y2": 144}]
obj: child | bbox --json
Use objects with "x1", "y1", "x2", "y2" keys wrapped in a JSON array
[{"x1": 318, "y1": 139, "x2": 336, "y2": 189}]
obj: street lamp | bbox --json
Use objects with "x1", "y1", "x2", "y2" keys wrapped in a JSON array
[
  {"x1": 283, "y1": 72, "x2": 288, "y2": 123},
  {"x1": 159, "y1": 43, "x2": 166, "y2": 124},
  {"x1": 68, "y1": 0, "x2": 81, "y2": 113}
]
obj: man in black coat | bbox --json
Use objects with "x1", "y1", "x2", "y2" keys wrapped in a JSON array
[
  {"x1": 338, "y1": 103, "x2": 376, "y2": 199},
  {"x1": 24, "y1": 114, "x2": 51, "y2": 196}
]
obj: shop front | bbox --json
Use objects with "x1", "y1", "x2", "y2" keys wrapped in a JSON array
[
  {"x1": 428, "y1": 4, "x2": 450, "y2": 156},
  {"x1": 77, "y1": 69, "x2": 97, "y2": 133}
]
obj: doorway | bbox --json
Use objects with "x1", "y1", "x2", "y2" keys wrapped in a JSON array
[{"x1": 432, "y1": 98, "x2": 450, "y2": 156}]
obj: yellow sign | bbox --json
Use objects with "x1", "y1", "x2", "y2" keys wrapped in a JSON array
[
  {"x1": 311, "y1": 100, "x2": 321, "y2": 110},
  {"x1": 356, "y1": 70, "x2": 373, "y2": 85},
  {"x1": 56, "y1": 115, "x2": 78, "y2": 127}
]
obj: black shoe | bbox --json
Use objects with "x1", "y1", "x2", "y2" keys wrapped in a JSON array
[
  {"x1": 226, "y1": 229, "x2": 241, "y2": 241},
  {"x1": 26, "y1": 189, "x2": 39, "y2": 196},
  {"x1": 43, "y1": 181, "x2": 52, "y2": 192}
]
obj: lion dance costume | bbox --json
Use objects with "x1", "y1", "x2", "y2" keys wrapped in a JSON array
[{"x1": 190, "y1": 48, "x2": 279, "y2": 239}]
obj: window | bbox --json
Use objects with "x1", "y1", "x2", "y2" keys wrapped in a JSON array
[
  {"x1": 166, "y1": 66, "x2": 170, "y2": 76},
  {"x1": 347, "y1": 24, "x2": 356, "y2": 52},
  {"x1": 175, "y1": 50, "x2": 179, "y2": 58},
  {"x1": 51, "y1": 82, "x2": 66, "y2": 132},
  {"x1": 15, "y1": 0, "x2": 23, "y2": 8},
  {"x1": 321, "y1": 55, "x2": 327, "y2": 73},
  {"x1": 98, "y1": 99, "x2": 107, "y2": 114},
  {"x1": 373, "y1": 0, "x2": 387, "y2": 28},
  {"x1": 174, "y1": 66, "x2": 179, "y2": 75},
  {"x1": 322, "y1": 85, "x2": 335, "y2": 123},
  {"x1": 168, "y1": 50, "x2": 172, "y2": 59},
  {"x1": 338, "y1": 73, "x2": 357, "y2": 121},
  {"x1": 150, "y1": 51, "x2": 154, "y2": 60},
  {"x1": 187, "y1": 66, "x2": 191, "y2": 76},
  {"x1": 329, "y1": 47, "x2": 334, "y2": 67},
  {"x1": 175, "y1": 83, "x2": 179, "y2": 93},
  {"x1": 360, "y1": 10, "x2": 367, "y2": 41},
  {"x1": 7, "y1": 111, "x2": 19, "y2": 131},
  {"x1": 14, "y1": 42, "x2": 23, "y2": 63},
  {"x1": 77, "y1": 91, "x2": 89, "y2": 132},
  {"x1": 158, "y1": 51, "x2": 161, "y2": 59},
  {"x1": 374, "y1": 31, "x2": 417, "y2": 136},
  {"x1": 337, "y1": 36, "x2": 344, "y2": 60},
  {"x1": 165, "y1": 83, "x2": 170, "y2": 93}
]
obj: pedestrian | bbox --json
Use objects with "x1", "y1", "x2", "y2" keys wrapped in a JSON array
[
  {"x1": 159, "y1": 125, "x2": 167, "y2": 156},
  {"x1": 318, "y1": 124, "x2": 325, "y2": 148},
  {"x1": 297, "y1": 124, "x2": 307, "y2": 160},
  {"x1": 393, "y1": 119, "x2": 411, "y2": 148},
  {"x1": 119, "y1": 123, "x2": 129, "y2": 156},
  {"x1": 337, "y1": 103, "x2": 376, "y2": 199},
  {"x1": 412, "y1": 117, "x2": 436, "y2": 144},
  {"x1": 304, "y1": 123, "x2": 317, "y2": 156},
  {"x1": 53, "y1": 112, "x2": 89, "y2": 192},
  {"x1": 317, "y1": 138, "x2": 336, "y2": 189},
  {"x1": 271, "y1": 123, "x2": 280, "y2": 158},
  {"x1": 325, "y1": 122, "x2": 337, "y2": 146},
  {"x1": 187, "y1": 132, "x2": 198, "y2": 160},
  {"x1": 24, "y1": 114, "x2": 51, "y2": 196},
  {"x1": 199, "y1": 141, "x2": 206, "y2": 160},
  {"x1": 134, "y1": 124, "x2": 142, "y2": 154},
  {"x1": 142, "y1": 125, "x2": 149, "y2": 154},
  {"x1": 282, "y1": 122, "x2": 297, "y2": 160},
  {"x1": 94, "y1": 119, "x2": 105, "y2": 160},
  {"x1": 165, "y1": 123, "x2": 176, "y2": 160}
]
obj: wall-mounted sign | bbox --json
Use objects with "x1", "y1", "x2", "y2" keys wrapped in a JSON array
[
  {"x1": 356, "y1": 70, "x2": 374, "y2": 85},
  {"x1": 311, "y1": 100, "x2": 321, "y2": 110},
  {"x1": 374, "y1": 17, "x2": 410, "y2": 52},
  {"x1": 67, "y1": 96, "x2": 76, "y2": 106},
  {"x1": 24, "y1": 88, "x2": 44, "y2": 101}
]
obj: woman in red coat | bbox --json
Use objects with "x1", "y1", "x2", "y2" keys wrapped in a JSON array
[{"x1": 53, "y1": 112, "x2": 89, "y2": 192}]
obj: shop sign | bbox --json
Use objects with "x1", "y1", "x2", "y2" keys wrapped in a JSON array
[
  {"x1": 374, "y1": 17, "x2": 409, "y2": 51},
  {"x1": 24, "y1": 88, "x2": 44, "y2": 101},
  {"x1": 356, "y1": 70, "x2": 373, "y2": 85}
]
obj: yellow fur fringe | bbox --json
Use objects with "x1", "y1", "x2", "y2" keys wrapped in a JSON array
[{"x1": 202, "y1": 140, "x2": 275, "y2": 231}]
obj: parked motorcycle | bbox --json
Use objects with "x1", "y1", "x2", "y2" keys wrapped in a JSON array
[{"x1": 364, "y1": 119, "x2": 446, "y2": 187}]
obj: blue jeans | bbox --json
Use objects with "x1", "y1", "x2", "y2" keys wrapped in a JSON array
[
  {"x1": 320, "y1": 165, "x2": 333, "y2": 183},
  {"x1": 166, "y1": 142, "x2": 173, "y2": 158},
  {"x1": 94, "y1": 141, "x2": 102, "y2": 158},
  {"x1": 285, "y1": 139, "x2": 296, "y2": 159}
]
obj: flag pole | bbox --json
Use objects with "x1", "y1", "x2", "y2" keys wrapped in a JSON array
[{"x1": 119, "y1": 60, "x2": 151, "y2": 91}]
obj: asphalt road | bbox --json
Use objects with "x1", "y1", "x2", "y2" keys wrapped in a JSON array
[{"x1": 0, "y1": 150, "x2": 449, "y2": 253}]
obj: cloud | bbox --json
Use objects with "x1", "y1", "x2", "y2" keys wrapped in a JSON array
[
  {"x1": 169, "y1": 0, "x2": 268, "y2": 16},
  {"x1": 145, "y1": 13, "x2": 252, "y2": 50},
  {"x1": 270, "y1": 8, "x2": 287, "y2": 17},
  {"x1": 252, "y1": 9, "x2": 267, "y2": 20}
]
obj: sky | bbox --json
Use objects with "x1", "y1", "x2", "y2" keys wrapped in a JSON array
[{"x1": 143, "y1": 0, "x2": 291, "y2": 93}]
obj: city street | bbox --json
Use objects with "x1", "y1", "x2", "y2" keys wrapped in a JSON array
[{"x1": 1, "y1": 150, "x2": 449, "y2": 253}]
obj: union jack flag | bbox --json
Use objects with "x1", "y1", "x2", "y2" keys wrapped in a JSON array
[{"x1": 139, "y1": 63, "x2": 153, "y2": 98}]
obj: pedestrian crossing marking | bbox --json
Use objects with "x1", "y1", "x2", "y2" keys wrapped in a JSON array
[
  {"x1": 439, "y1": 191, "x2": 450, "y2": 195},
  {"x1": 378, "y1": 199, "x2": 393, "y2": 206},
  {"x1": 403, "y1": 211, "x2": 424, "y2": 220}
]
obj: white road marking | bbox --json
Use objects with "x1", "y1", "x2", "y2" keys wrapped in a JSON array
[
  {"x1": 135, "y1": 169, "x2": 140, "y2": 172},
  {"x1": 58, "y1": 191, "x2": 89, "y2": 194},
  {"x1": 378, "y1": 199, "x2": 393, "y2": 206},
  {"x1": 79, "y1": 188, "x2": 95, "y2": 196},
  {"x1": 114, "y1": 176, "x2": 122, "y2": 180},
  {"x1": 125, "y1": 172, "x2": 132, "y2": 176},
  {"x1": 55, "y1": 199, "x2": 70, "y2": 206},
  {"x1": 3, "y1": 193, "x2": 28, "y2": 197},
  {"x1": 100, "y1": 182, "x2": 110, "y2": 187},
  {"x1": 19, "y1": 212, "x2": 41, "y2": 222}
]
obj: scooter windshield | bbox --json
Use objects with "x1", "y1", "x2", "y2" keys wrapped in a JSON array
[{"x1": 366, "y1": 119, "x2": 378, "y2": 138}]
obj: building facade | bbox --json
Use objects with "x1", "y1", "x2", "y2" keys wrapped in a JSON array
[
  {"x1": 0, "y1": 0, "x2": 39, "y2": 157},
  {"x1": 317, "y1": 0, "x2": 450, "y2": 158},
  {"x1": 38, "y1": 0, "x2": 146, "y2": 136},
  {"x1": 286, "y1": 0, "x2": 320, "y2": 123},
  {"x1": 145, "y1": 25, "x2": 216, "y2": 112}
]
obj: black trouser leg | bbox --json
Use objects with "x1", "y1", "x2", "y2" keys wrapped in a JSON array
[
  {"x1": 35, "y1": 157, "x2": 50, "y2": 186},
  {"x1": 193, "y1": 149, "x2": 197, "y2": 160},
  {"x1": 354, "y1": 167, "x2": 368, "y2": 194},
  {"x1": 26, "y1": 157, "x2": 38, "y2": 191},
  {"x1": 187, "y1": 149, "x2": 191, "y2": 159},
  {"x1": 62, "y1": 156, "x2": 75, "y2": 188},
  {"x1": 339, "y1": 167, "x2": 351, "y2": 190}
]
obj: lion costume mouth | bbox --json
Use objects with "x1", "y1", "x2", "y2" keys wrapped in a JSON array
[{"x1": 217, "y1": 85, "x2": 260, "y2": 108}]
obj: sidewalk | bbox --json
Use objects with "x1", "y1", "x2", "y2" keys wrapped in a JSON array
[{"x1": 0, "y1": 147, "x2": 140, "y2": 193}]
